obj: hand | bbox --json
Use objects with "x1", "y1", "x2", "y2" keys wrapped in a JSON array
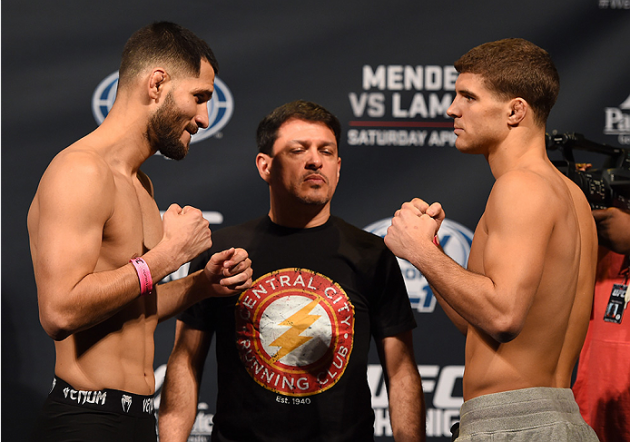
[
  {"x1": 159, "y1": 204, "x2": 213, "y2": 268},
  {"x1": 384, "y1": 198, "x2": 444, "y2": 262},
  {"x1": 203, "y1": 248, "x2": 253, "y2": 296},
  {"x1": 592, "y1": 207, "x2": 630, "y2": 255},
  {"x1": 408, "y1": 198, "x2": 445, "y2": 232}
]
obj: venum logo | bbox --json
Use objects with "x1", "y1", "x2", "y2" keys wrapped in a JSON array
[
  {"x1": 92, "y1": 71, "x2": 234, "y2": 145},
  {"x1": 121, "y1": 394, "x2": 132, "y2": 412},
  {"x1": 604, "y1": 93, "x2": 630, "y2": 145},
  {"x1": 364, "y1": 218, "x2": 474, "y2": 313}
]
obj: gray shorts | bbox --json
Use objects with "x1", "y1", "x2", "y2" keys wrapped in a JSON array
[{"x1": 453, "y1": 387, "x2": 599, "y2": 441}]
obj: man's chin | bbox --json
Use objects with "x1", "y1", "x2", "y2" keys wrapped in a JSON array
[
  {"x1": 296, "y1": 193, "x2": 331, "y2": 207},
  {"x1": 158, "y1": 145, "x2": 188, "y2": 161}
]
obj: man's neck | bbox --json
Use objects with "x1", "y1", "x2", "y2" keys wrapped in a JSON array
[
  {"x1": 486, "y1": 130, "x2": 548, "y2": 180},
  {"x1": 268, "y1": 205, "x2": 331, "y2": 229}
]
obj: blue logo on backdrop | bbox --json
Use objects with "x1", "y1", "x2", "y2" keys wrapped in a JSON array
[
  {"x1": 364, "y1": 218, "x2": 474, "y2": 313},
  {"x1": 92, "y1": 71, "x2": 234, "y2": 144}
]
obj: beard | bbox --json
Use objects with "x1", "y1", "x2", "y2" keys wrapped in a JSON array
[
  {"x1": 292, "y1": 175, "x2": 334, "y2": 206},
  {"x1": 146, "y1": 93, "x2": 197, "y2": 161}
]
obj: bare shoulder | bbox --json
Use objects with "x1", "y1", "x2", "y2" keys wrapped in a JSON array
[
  {"x1": 487, "y1": 169, "x2": 550, "y2": 215},
  {"x1": 43, "y1": 142, "x2": 114, "y2": 190},
  {"x1": 494, "y1": 168, "x2": 551, "y2": 192},
  {"x1": 29, "y1": 143, "x2": 117, "y2": 226}
]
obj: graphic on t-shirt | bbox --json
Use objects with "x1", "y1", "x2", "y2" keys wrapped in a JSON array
[{"x1": 235, "y1": 268, "x2": 355, "y2": 397}]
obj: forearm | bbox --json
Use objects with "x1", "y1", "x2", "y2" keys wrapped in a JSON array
[
  {"x1": 37, "y1": 244, "x2": 201, "y2": 340},
  {"x1": 157, "y1": 270, "x2": 212, "y2": 323},
  {"x1": 159, "y1": 323, "x2": 209, "y2": 442},
  {"x1": 408, "y1": 243, "x2": 520, "y2": 342},
  {"x1": 37, "y1": 262, "x2": 148, "y2": 340},
  {"x1": 388, "y1": 368, "x2": 425, "y2": 442},
  {"x1": 158, "y1": 356, "x2": 200, "y2": 442},
  {"x1": 158, "y1": 247, "x2": 252, "y2": 322},
  {"x1": 593, "y1": 208, "x2": 630, "y2": 255},
  {"x1": 430, "y1": 283, "x2": 469, "y2": 335}
]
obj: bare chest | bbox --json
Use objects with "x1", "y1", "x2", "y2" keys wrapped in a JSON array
[{"x1": 98, "y1": 177, "x2": 162, "y2": 269}]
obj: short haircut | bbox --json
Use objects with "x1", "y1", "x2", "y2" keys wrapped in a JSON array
[
  {"x1": 454, "y1": 38, "x2": 559, "y2": 126},
  {"x1": 118, "y1": 21, "x2": 219, "y2": 90},
  {"x1": 256, "y1": 100, "x2": 342, "y2": 156}
]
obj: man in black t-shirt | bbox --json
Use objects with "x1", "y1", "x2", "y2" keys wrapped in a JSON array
[{"x1": 158, "y1": 100, "x2": 425, "y2": 442}]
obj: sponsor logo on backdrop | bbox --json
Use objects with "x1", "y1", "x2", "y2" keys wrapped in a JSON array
[
  {"x1": 347, "y1": 65, "x2": 457, "y2": 147},
  {"x1": 604, "y1": 93, "x2": 630, "y2": 145},
  {"x1": 92, "y1": 71, "x2": 234, "y2": 144},
  {"x1": 364, "y1": 217, "x2": 474, "y2": 313},
  {"x1": 370, "y1": 364, "x2": 464, "y2": 438},
  {"x1": 235, "y1": 268, "x2": 354, "y2": 396},
  {"x1": 598, "y1": 0, "x2": 630, "y2": 9}
]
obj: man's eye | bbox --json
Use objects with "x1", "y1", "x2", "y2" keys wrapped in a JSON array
[{"x1": 196, "y1": 95, "x2": 210, "y2": 104}]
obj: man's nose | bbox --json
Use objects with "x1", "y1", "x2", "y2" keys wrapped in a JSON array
[
  {"x1": 305, "y1": 148, "x2": 323, "y2": 169},
  {"x1": 196, "y1": 104, "x2": 210, "y2": 129},
  {"x1": 447, "y1": 97, "x2": 459, "y2": 118}
]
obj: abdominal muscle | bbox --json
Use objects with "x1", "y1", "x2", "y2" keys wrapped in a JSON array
[
  {"x1": 462, "y1": 325, "x2": 568, "y2": 401},
  {"x1": 53, "y1": 296, "x2": 158, "y2": 396}
]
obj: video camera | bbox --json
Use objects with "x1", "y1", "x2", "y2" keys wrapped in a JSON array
[{"x1": 546, "y1": 132, "x2": 630, "y2": 210}]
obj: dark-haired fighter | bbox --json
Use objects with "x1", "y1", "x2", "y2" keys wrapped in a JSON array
[
  {"x1": 27, "y1": 22, "x2": 252, "y2": 441},
  {"x1": 385, "y1": 39, "x2": 599, "y2": 441}
]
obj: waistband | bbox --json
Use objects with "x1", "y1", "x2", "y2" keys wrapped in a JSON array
[
  {"x1": 459, "y1": 387, "x2": 584, "y2": 436},
  {"x1": 48, "y1": 376, "x2": 155, "y2": 418}
]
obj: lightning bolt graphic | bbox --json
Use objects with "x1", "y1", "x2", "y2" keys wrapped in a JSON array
[{"x1": 270, "y1": 299, "x2": 321, "y2": 363}]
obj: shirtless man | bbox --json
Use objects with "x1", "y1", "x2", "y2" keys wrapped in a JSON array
[
  {"x1": 384, "y1": 38, "x2": 599, "y2": 441},
  {"x1": 27, "y1": 22, "x2": 252, "y2": 442}
]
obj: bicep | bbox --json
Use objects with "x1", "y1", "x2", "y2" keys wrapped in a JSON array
[
  {"x1": 482, "y1": 176, "x2": 553, "y2": 314},
  {"x1": 32, "y1": 155, "x2": 115, "y2": 302}
]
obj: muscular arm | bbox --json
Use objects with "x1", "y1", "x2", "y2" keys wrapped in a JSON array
[
  {"x1": 431, "y1": 285, "x2": 470, "y2": 336},
  {"x1": 377, "y1": 331, "x2": 425, "y2": 442},
  {"x1": 385, "y1": 173, "x2": 552, "y2": 343},
  {"x1": 29, "y1": 151, "x2": 144, "y2": 340},
  {"x1": 159, "y1": 321, "x2": 212, "y2": 442},
  {"x1": 28, "y1": 150, "x2": 224, "y2": 340}
]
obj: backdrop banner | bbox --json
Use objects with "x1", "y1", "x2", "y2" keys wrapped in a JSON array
[{"x1": 3, "y1": 1, "x2": 629, "y2": 440}]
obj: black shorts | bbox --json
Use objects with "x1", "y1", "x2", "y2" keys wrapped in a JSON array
[{"x1": 30, "y1": 377, "x2": 157, "y2": 442}]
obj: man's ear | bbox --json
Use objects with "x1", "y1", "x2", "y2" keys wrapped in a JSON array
[
  {"x1": 256, "y1": 153, "x2": 273, "y2": 184},
  {"x1": 507, "y1": 98, "x2": 527, "y2": 126},
  {"x1": 148, "y1": 68, "x2": 168, "y2": 101}
]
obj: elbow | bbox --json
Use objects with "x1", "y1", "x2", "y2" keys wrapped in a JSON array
[
  {"x1": 493, "y1": 330, "x2": 519, "y2": 343},
  {"x1": 39, "y1": 309, "x2": 74, "y2": 341},
  {"x1": 488, "y1": 316, "x2": 523, "y2": 343},
  {"x1": 42, "y1": 324, "x2": 72, "y2": 341}
]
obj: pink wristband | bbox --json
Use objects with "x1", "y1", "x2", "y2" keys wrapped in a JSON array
[
  {"x1": 433, "y1": 235, "x2": 440, "y2": 246},
  {"x1": 130, "y1": 257, "x2": 153, "y2": 296}
]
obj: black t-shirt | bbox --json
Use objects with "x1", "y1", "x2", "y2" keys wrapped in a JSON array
[{"x1": 179, "y1": 216, "x2": 416, "y2": 442}]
